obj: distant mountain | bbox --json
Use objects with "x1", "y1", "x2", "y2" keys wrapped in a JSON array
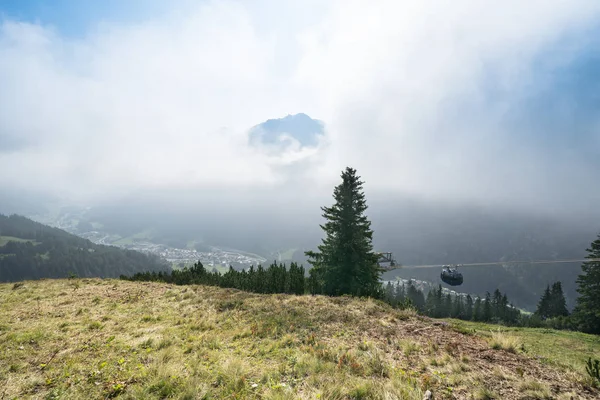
[
  {"x1": 248, "y1": 113, "x2": 324, "y2": 147},
  {"x1": 0, "y1": 214, "x2": 170, "y2": 282}
]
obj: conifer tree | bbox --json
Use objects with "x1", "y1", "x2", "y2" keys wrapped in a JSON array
[
  {"x1": 465, "y1": 295, "x2": 474, "y2": 321},
  {"x1": 535, "y1": 284, "x2": 552, "y2": 319},
  {"x1": 574, "y1": 233, "x2": 600, "y2": 333},
  {"x1": 386, "y1": 282, "x2": 396, "y2": 306},
  {"x1": 549, "y1": 281, "x2": 568, "y2": 318},
  {"x1": 305, "y1": 167, "x2": 382, "y2": 297},
  {"x1": 406, "y1": 281, "x2": 425, "y2": 311},
  {"x1": 394, "y1": 283, "x2": 406, "y2": 305},
  {"x1": 444, "y1": 293, "x2": 453, "y2": 318},
  {"x1": 473, "y1": 298, "x2": 482, "y2": 321},
  {"x1": 483, "y1": 292, "x2": 492, "y2": 322},
  {"x1": 452, "y1": 295, "x2": 464, "y2": 319}
]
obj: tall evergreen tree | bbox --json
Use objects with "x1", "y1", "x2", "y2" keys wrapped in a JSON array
[
  {"x1": 549, "y1": 281, "x2": 569, "y2": 318},
  {"x1": 473, "y1": 298, "x2": 482, "y2": 321},
  {"x1": 483, "y1": 292, "x2": 492, "y2": 322},
  {"x1": 406, "y1": 281, "x2": 425, "y2": 311},
  {"x1": 465, "y1": 295, "x2": 474, "y2": 321},
  {"x1": 305, "y1": 167, "x2": 382, "y2": 297},
  {"x1": 574, "y1": 233, "x2": 600, "y2": 333},
  {"x1": 535, "y1": 285, "x2": 552, "y2": 319}
]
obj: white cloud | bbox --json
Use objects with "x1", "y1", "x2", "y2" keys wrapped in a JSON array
[{"x1": 1, "y1": 0, "x2": 599, "y2": 214}]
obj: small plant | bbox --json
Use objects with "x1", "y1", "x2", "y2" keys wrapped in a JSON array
[
  {"x1": 586, "y1": 357, "x2": 600, "y2": 383},
  {"x1": 516, "y1": 366, "x2": 524, "y2": 378},
  {"x1": 88, "y1": 321, "x2": 103, "y2": 330},
  {"x1": 489, "y1": 330, "x2": 520, "y2": 353},
  {"x1": 473, "y1": 386, "x2": 498, "y2": 400},
  {"x1": 519, "y1": 379, "x2": 552, "y2": 398}
]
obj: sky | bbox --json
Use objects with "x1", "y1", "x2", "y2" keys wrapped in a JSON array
[{"x1": 1, "y1": 0, "x2": 600, "y2": 219}]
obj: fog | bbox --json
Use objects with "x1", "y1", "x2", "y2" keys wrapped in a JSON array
[{"x1": 2, "y1": 0, "x2": 600, "y2": 240}]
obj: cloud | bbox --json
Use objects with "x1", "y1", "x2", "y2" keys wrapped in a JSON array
[{"x1": 0, "y1": 0, "x2": 599, "y2": 216}]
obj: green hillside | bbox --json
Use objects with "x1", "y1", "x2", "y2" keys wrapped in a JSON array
[
  {"x1": 0, "y1": 214, "x2": 170, "y2": 282},
  {"x1": 0, "y1": 279, "x2": 597, "y2": 399}
]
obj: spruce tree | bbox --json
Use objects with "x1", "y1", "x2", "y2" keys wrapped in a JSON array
[
  {"x1": 549, "y1": 281, "x2": 569, "y2": 318},
  {"x1": 305, "y1": 167, "x2": 382, "y2": 297},
  {"x1": 465, "y1": 295, "x2": 474, "y2": 321},
  {"x1": 574, "y1": 233, "x2": 600, "y2": 333},
  {"x1": 406, "y1": 281, "x2": 425, "y2": 311},
  {"x1": 473, "y1": 298, "x2": 482, "y2": 321},
  {"x1": 394, "y1": 283, "x2": 406, "y2": 305},
  {"x1": 483, "y1": 292, "x2": 492, "y2": 322},
  {"x1": 536, "y1": 285, "x2": 551, "y2": 319}
]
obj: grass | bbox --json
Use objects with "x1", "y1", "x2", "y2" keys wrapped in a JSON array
[
  {"x1": 0, "y1": 280, "x2": 598, "y2": 400},
  {"x1": 449, "y1": 319, "x2": 600, "y2": 377},
  {"x1": 0, "y1": 236, "x2": 38, "y2": 246},
  {"x1": 488, "y1": 330, "x2": 521, "y2": 353}
]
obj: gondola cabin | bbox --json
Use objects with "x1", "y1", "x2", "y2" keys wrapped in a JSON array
[{"x1": 440, "y1": 265, "x2": 463, "y2": 286}]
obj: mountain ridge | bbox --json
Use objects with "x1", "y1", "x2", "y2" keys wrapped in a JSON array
[{"x1": 0, "y1": 214, "x2": 170, "y2": 282}]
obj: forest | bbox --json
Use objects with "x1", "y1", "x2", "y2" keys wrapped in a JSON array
[{"x1": 0, "y1": 214, "x2": 170, "y2": 282}]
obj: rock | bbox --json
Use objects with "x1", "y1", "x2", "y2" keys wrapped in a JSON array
[{"x1": 423, "y1": 389, "x2": 433, "y2": 400}]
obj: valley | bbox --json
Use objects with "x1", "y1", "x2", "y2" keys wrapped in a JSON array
[{"x1": 28, "y1": 210, "x2": 267, "y2": 270}]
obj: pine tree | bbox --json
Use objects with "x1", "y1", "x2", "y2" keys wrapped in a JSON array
[
  {"x1": 406, "y1": 281, "x2": 425, "y2": 311},
  {"x1": 452, "y1": 295, "x2": 463, "y2": 319},
  {"x1": 549, "y1": 281, "x2": 568, "y2": 318},
  {"x1": 465, "y1": 295, "x2": 474, "y2": 321},
  {"x1": 535, "y1": 285, "x2": 552, "y2": 319},
  {"x1": 394, "y1": 283, "x2": 406, "y2": 305},
  {"x1": 473, "y1": 298, "x2": 482, "y2": 321},
  {"x1": 492, "y1": 289, "x2": 503, "y2": 321},
  {"x1": 425, "y1": 288, "x2": 436, "y2": 316},
  {"x1": 574, "y1": 234, "x2": 600, "y2": 333},
  {"x1": 483, "y1": 292, "x2": 492, "y2": 322},
  {"x1": 444, "y1": 293, "x2": 453, "y2": 318},
  {"x1": 305, "y1": 167, "x2": 382, "y2": 297},
  {"x1": 385, "y1": 281, "x2": 396, "y2": 306}
]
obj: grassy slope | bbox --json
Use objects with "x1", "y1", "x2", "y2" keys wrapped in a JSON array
[
  {"x1": 449, "y1": 320, "x2": 600, "y2": 378},
  {"x1": 0, "y1": 280, "x2": 598, "y2": 400},
  {"x1": 0, "y1": 236, "x2": 38, "y2": 246}
]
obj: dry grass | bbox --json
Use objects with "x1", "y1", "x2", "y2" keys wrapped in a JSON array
[
  {"x1": 0, "y1": 279, "x2": 598, "y2": 399},
  {"x1": 488, "y1": 330, "x2": 521, "y2": 353}
]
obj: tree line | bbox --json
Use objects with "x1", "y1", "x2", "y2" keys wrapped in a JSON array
[
  {"x1": 123, "y1": 261, "x2": 306, "y2": 295},
  {"x1": 384, "y1": 282, "x2": 521, "y2": 324}
]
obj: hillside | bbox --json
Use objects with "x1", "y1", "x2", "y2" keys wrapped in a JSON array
[
  {"x1": 0, "y1": 214, "x2": 170, "y2": 282},
  {"x1": 1, "y1": 279, "x2": 598, "y2": 399}
]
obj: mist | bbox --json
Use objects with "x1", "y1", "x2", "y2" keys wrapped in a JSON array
[{"x1": 2, "y1": 0, "x2": 600, "y2": 275}]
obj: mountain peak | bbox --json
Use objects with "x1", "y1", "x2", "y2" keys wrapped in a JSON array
[{"x1": 249, "y1": 113, "x2": 325, "y2": 147}]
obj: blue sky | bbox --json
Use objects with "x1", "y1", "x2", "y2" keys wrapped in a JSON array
[{"x1": 0, "y1": 0, "x2": 168, "y2": 36}]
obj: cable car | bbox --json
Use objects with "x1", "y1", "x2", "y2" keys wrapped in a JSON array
[{"x1": 440, "y1": 265, "x2": 463, "y2": 286}]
